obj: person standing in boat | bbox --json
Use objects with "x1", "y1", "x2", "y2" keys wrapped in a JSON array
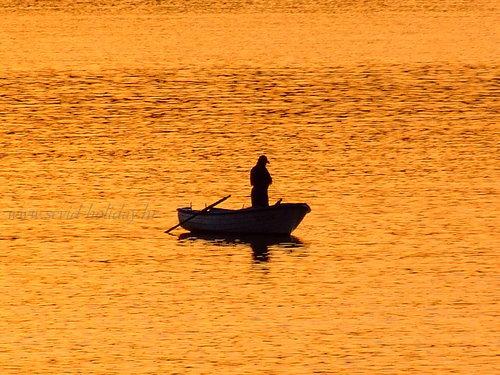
[{"x1": 250, "y1": 155, "x2": 272, "y2": 207}]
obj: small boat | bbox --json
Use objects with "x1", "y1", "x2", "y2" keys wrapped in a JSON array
[{"x1": 177, "y1": 203, "x2": 311, "y2": 234}]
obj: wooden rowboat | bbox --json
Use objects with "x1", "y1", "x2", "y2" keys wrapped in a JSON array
[{"x1": 177, "y1": 203, "x2": 311, "y2": 234}]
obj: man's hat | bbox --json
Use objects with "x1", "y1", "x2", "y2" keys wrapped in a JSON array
[{"x1": 258, "y1": 155, "x2": 269, "y2": 164}]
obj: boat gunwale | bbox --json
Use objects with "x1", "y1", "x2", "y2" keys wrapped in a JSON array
[{"x1": 177, "y1": 203, "x2": 310, "y2": 216}]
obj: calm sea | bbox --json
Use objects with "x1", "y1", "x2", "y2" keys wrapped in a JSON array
[{"x1": 0, "y1": 0, "x2": 498, "y2": 373}]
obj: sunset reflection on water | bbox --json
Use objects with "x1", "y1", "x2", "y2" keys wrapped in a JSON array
[{"x1": 0, "y1": 0, "x2": 498, "y2": 373}]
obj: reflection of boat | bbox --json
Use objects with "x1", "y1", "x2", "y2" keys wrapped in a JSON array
[
  {"x1": 178, "y1": 232, "x2": 304, "y2": 262},
  {"x1": 177, "y1": 203, "x2": 311, "y2": 234},
  {"x1": 178, "y1": 232, "x2": 303, "y2": 247}
]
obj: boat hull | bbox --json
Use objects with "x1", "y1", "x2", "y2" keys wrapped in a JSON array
[{"x1": 177, "y1": 203, "x2": 310, "y2": 234}]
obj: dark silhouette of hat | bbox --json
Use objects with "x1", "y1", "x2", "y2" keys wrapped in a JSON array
[{"x1": 258, "y1": 155, "x2": 269, "y2": 164}]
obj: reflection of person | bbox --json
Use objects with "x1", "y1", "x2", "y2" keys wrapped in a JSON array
[
  {"x1": 250, "y1": 155, "x2": 272, "y2": 207},
  {"x1": 251, "y1": 241, "x2": 269, "y2": 262}
]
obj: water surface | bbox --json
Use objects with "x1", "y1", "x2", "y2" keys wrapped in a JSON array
[{"x1": 0, "y1": 1, "x2": 498, "y2": 373}]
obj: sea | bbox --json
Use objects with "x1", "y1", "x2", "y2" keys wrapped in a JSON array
[{"x1": 0, "y1": 0, "x2": 498, "y2": 373}]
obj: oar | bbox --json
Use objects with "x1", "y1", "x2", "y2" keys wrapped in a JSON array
[{"x1": 164, "y1": 194, "x2": 231, "y2": 234}]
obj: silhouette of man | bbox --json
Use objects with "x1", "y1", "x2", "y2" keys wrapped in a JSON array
[{"x1": 250, "y1": 155, "x2": 272, "y2": 207}]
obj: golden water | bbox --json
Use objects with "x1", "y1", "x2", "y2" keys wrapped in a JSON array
[{"x1": 0, "y1": 1, "x2": 498, "y2": 373}]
